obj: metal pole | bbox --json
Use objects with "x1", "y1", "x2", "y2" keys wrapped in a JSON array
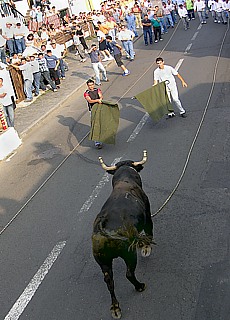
[{"x1": 87, "y1": 0, "x2": 93, "y2": 11}]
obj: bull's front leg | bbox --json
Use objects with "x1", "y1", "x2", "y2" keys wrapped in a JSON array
[{"x1": 102, "y1": 265, "x2": 122, "y2": 319}]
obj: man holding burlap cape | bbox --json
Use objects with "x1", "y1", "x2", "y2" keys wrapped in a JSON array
[{"x1": 84, "y1": 79, "x2": 120, "y2": 149}]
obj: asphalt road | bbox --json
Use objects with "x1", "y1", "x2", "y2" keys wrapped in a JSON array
[{"x1": 0, "y1": 18, "x2": 230, "y2": 320}]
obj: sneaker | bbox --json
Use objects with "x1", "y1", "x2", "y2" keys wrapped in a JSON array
[
  {"x1": 154, "y1": 40, "x2": 158, "y2": 43},
  {"x1": 180, "y1": 112, "x2": 187, "y2": 118},
  {"x1": 160, "y1": 38, "x2": 163, "y2": 41},
  {"x1": 81, "y1": 58, "x2": 86, "y2": 62},
  {"x1": 102, "y1": 58, "x2": 108, "y2": 62},
  {"x1": 61, "y1": 77, "x2": 66, "y2": 80},
  {"x1": 75, "y1": 52, "x2": 79, "y2": 56},
  {"x1": 34, "y1": 93, "x2": 39, "y2": 96},
  {"x1": 130, "y1": 58, "x2": 134, "y2": 61},
  {"x1": 95, "y1": 83, "x2": 101, "y2": 86},
  {"x1": 95, "y1": 143, "x2": 103, "y2": 149},
  {"x1": 122, "y1": 71, "x2": 130, "y2": 76},
  {"x1": 24, "y1": 98, "x2": 33, "y2": 102},
  {"x1": 214, "y1": 20, "x2": 217, "y2": 23},
  {"x1": 103, "y1": 78, "x2": 109, "y2": 82},
  {"x1": 192, "y1": 18, "x2": 195, "y2": 20},
  {"x1": 167, "y1": 112, "x2": 175, "y2": 118},
  {"x1": 107, "y1": 56, "x2": 114, "y2": 60},
  {"x1": 53, "y1": 89, "x2": 57, "y2": 92}
]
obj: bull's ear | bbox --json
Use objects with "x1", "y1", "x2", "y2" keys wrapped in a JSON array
[
  {"x1": 133, "y1": 164, "x2": 144, "y2": 172},
  {"x1": 106, "y1": 169, "x2": 116, "y2": 175}
]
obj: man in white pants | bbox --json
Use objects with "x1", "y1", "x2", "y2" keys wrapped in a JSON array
[
  {"x1": 88, "y1": 44, "x2": 108, "y2": 86},
  {"x1": 153, "y1": 57, "x2": 187, "y2": 118}
]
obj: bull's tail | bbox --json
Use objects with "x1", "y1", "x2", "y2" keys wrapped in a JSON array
[{"x1": 98, "y1": 223, "x2": 156, "y2": 251}]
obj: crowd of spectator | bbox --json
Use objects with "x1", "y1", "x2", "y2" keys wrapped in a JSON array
[{"x1": 0, "y1": 0, "x2": 229, "y2": 129}]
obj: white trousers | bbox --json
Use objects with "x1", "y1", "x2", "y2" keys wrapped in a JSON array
[
  {"x1": 92, "y1": 62, "x2": 107, "y2": 85},
  {"x1": 166, "y1": 83, "x2": 185, "y2": 114}
]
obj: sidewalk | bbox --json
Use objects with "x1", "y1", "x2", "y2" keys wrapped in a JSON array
[
  {"x1": 14, "y1": 34, "x2": 142, "y2": 137},
  {"x1": 14, "y1": 39, "x2": 104, "y2": 137}
]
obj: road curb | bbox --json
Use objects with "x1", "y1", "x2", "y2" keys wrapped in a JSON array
[{"x1": 19, "y1": 33, "x2": 143, "y2": 139}]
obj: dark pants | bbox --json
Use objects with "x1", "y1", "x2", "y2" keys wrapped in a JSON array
[
  {"x1": 40, "y1": 71, "x2": 56, "y2": 90},
  {"x1": 79, "y1": 37, "x2": 88, "y2": 50},
  {"x1": 49, "y1": 68, "x2": 60, "y2": 85},
  {"x1": 154, "y1": 27, "x2": 162, "y2": 41},
  {"x1": 187, "y1": 9, "x2": 195, "y2": 19},
  {"x1": 143, "y1": 27, "x2": 153, "y2": 45}
]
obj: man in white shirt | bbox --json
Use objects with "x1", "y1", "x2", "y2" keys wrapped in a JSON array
[
  {"x1": 0, "y1": 33, "x2": 7, "y2": 64},
  {"x1": 94, "y1": 26, "x2": 113, "y2": 61},
  {"x1": 0, "y1": 77, "x2": 15, "y2": 127},
  {"x1": 117, "y1": 25, "x2": 135, "y2": 60},
  {"x1": 153, "y1": 57, "x2": 187, "y2": 117},
  {"x1": 194, "y1": 0, "x2": 207, "y2": 23},
  {"x1": 50, "y1": 40, "x2": 67, "y2": 79},
  {"x1": 178, "y1": 4, "x2": 190, "y2": 30},
  {"x1": 14, "y1": 22, "x2": 29, "y2": 54},
  {"x1": 2, "y1": 21, "x2": 15, "y2": 57}
]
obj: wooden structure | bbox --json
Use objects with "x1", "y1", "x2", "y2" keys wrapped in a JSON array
[{"x1": 7, "y1": 66, "x2": 26, "y2": 103}]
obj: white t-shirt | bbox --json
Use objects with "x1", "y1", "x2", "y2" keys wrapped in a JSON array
[
  {"x1": 154, "y1": 65, "x2": 178, "y2": 88},
  {"x1": 96, "y1": 30, "x2": 105, "y2": 42},
  {"x1": 51, "y1": 44, "x2": 65, "y2": 59},
  {"x1": 0, "y1": 84, "x2": 13, "y2": 106}
]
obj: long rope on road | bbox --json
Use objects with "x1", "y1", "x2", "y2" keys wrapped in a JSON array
[
  {"x1": 0, "y1": 23, "x2": 182, "y2": 236},
  {"x1": 152, "y1": 19, "x2": 230, "y2": 218},
  {"x1": 1, "y1": 21, "x2": 228, "y2": 235}
]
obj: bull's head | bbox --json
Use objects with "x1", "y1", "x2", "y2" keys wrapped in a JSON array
[{"x1": 99, "y1": 150, "x2": 147, "y2": 174}]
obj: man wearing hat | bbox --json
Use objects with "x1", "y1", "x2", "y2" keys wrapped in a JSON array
[{"x1": 2, "y1": 21, "x2": 15, "y2": 57}]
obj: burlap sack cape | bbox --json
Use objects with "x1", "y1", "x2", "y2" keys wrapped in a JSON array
[
  {"x1": 135, "y1": 82, "x2": 174, "y2": 122},
  {"x1": 89, "y1": 100, "x2": 120, "y2": 144}
]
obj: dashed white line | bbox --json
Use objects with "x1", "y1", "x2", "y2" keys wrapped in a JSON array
[
  {"x1": 197, "y1": 24, "x2": 202, "y2": 30},
  {"x1": 191, "y1": 31, "x2": 199, "y2": 41},
  {"x1": 126, "y1": 113, "x2": 150, "y2": 142},
  {"x1": 175, "y1": 58, "x2": 184, "y2": 71},
  {"x1": 4, "y1": 241, "x2": 66, "y2": 320},
  {"x1": 79, "y1": 157, "x2": 121, "y2": 213},
  {"x1": 184, "y1": 43, "x2": 192, "y2": 54}
]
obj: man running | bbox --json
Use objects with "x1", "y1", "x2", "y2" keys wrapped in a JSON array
[{"x1": 153, "y1": 57, "x2": 188, "y2": 118}]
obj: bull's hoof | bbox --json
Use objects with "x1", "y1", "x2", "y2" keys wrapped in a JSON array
[
  {"x1": 141, "y1": 245, "x2": 152, "y2": 257},
  {"x1": 111, "y1": 304, "x2": 122, "y2": 319},
  {"x1": 135, "y1": 282, "x2": 146, "y2": 292}
]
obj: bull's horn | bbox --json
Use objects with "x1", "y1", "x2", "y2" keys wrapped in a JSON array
[
  {"x1": 99, "y1": 157, "x2": 117, "y2": 171},
  {"x1": 133, "y1": 150, "x2": 147, "y2": 166}
]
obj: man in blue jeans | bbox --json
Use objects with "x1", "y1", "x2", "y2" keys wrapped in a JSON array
[
  {"x1": 14, "y1": 22, "x2": 27, "y2": 54},
  {"x1": 2, "y1": 21, "x2": 15, "y2": 57},
  {"x1": 30, "y1": 54, "x2": 41, "y2": 96},
  {"x1": 141, "y1": 14, "x2": 153, "y2": 45}
]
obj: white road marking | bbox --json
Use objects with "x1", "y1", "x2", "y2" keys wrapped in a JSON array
[
  {"x1": 184, "y1": 43, "x2": 192, "y2": 54},
  {"x1": 197, "y1": 24, "x2": 202, "y2": 30},
  {"x1": 191, "y1": 31, "x2": 199, "y2": 41},
  {"x1": 127, "y1": 113, "x2": 149, "y2": 142},
  {"x1": 79, "y1": 157, "x2": 121, "y2": 213},
  {"x1": 175, "y1": 58, "x2": 184, "y2": 71},
  {"x1": 4, "y1": 241, "x2": 66, "y2": 320}
]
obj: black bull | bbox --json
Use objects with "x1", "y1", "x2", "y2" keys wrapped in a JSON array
[{"x1": 92, "y1": 151, "x2": 155, "y2": 319}]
